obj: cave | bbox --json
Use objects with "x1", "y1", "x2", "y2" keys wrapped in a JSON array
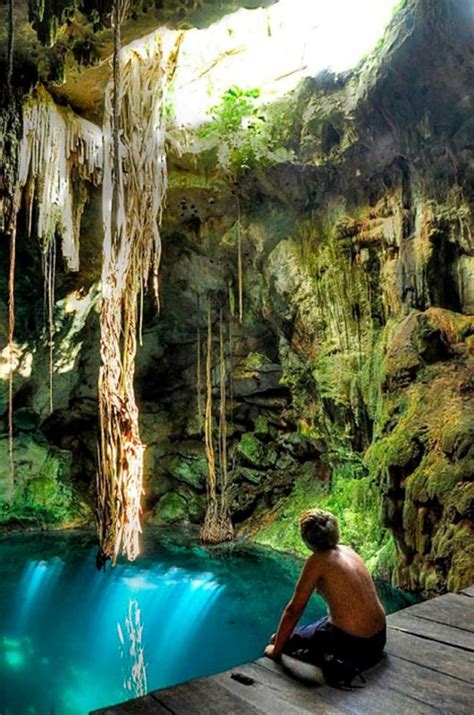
[{"x1": 0, "y1": 0, "x2": 473, "y2": 712}]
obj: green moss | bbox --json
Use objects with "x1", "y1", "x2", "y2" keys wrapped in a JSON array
[
  {"x1": 235, "y1": 351, "x2": 272, "y2": 375},
  {"x1": 445, "y1": 524, "x2": 474, "y2": 592},
  {"x1": 254, "y1": 415, "x2": 276, "y2": 440},
  {"x1": 167, "y1": 169, "x2": 212, "y2": 191},
  {"x1": 253, "y1": 469, "x2": 394, "y2": 576},
  {"x1": 406, "y1": 452, "x2": 459, "y2": 504},
  {"x1": 182, "y1": 490, "x2": 206, "y2": 524},
  {"x1": 238, "y1": 467, "x2": 267, "y2": 485},
  {"x1": 359, "y1": 327, "x2": 387, "y2": 421},
  {"x1": 445, "y1": 481, "x2": 474, "y2": 517},
  {"x1": 151, "y1": 492, "x2": 188, "y2": 526},
  {"x1": 167, "y1": 454, "x2": 207, "y2": 490},
  {"x1": 0, "y1": 434, "x2": 85, "y2": 526},
  {"x1": 237, "y1": 432, "x2": 277, "y2": 468}
]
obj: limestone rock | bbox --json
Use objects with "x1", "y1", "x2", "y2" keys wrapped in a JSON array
[
  {"x1": 151, "y1": 492, "x2": 189, "y2": 526},
  {"x1": 0, "y1": 433, "x2": 86, "y2": 526}
]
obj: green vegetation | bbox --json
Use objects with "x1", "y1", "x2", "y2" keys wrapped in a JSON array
[
  {"x1": 254, "y1": 210, "x2": 403, "y2": 579},
  {"x1": 0, "y1": 434, "x2": 86, "y2": 527},
  {"x1": 254, "y1": 468, "x2": 395, "y2": 576},
  {"x1": 200, "y1": 86, "x2": 262, "y2": 138},
  {"x1": 199, "y1": 86, "x2": 276, "y2": 173},
  {"x1": 151, "y1": 492, "x2": 189, "y2": 526}
]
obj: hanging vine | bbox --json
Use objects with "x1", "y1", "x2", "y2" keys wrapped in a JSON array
[
  {"x1": 218, "y1": 305, "x2": 231, "y2": 529},
  {"x1": 96, "y1": 5, "x2": 183, "y2": 566},
  {"x1": 202, "y1": 296, "x2": 217, "y2": 531},
  {"x1": 6, "y1": 0, "x2": 16, "y2": 493},
  {"x1": 196, "y1": 294, "x2": 203, "y2": 427},
  {"x1": 236, "y1": 197, "x2": 244, "y2": 323},
  {"x1": 43, "y1": 236, "x2": 57, "y2": 413},
  {"x1": 7, "y1": 204, "x2": 16, "y2": 492},
  {"x1": 200, "y1": 295, "x2": 233, "y2": 544}
]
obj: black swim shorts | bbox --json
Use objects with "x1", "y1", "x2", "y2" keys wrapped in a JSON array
[{"x1": 282, "y1": 616, "x2": 386, "y2": 670}]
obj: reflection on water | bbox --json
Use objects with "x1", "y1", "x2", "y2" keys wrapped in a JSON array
[
  {"x1": 118, "y1": 600, "x2": 148, "y2": 698},
  {"x1": 0, "y1": 530, "x2": 418, "y2": 715}
]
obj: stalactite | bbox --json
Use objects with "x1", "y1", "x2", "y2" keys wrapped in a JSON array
[
  {"x1": 96, "y1": 12, "x2": 183, "y2": 565},
  {"x1": 10, "y1": 86, "x2": 103, "y2": 416},
  {"x1": 18, "y1": 87, "x2": 103, "y2": 271}
]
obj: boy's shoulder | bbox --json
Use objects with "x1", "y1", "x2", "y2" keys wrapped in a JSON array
[{"x1": 306, "y1": 545, "x2": 353, "y2": 567}]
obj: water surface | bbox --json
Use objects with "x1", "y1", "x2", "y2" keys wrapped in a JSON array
[{"x1": 0, "y1": 529, "x2": 416, "y2": 714}]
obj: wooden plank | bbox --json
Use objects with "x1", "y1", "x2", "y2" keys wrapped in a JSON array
[
  {"x1": 152, "y1": 676, "x2": 263, "y2": 715},
  {"x1": 257, "y1": 657, "x2": 440, "y2": 715},
  {"x1": 385, "y1": 628, "x2": 474, "y2": 682},
  {"x1": 388, "y1": 611, "x2": 474, "y2": 651},
  {"x1": 370, "y1": 654, "x2": 474, "y2": 714},
  {"x1": 213, "y1": 667, "x2": 327, "y2": 714},
  {"x1": 235, "y1": 662, "x2": 339, "y2": 712},
  {"x1": 394, "y1": 593, "x2": 474, "y2": 631},
  {"x1": 90, "y1": 694, "x2": 171, "y2": 715},
  {"x1": 461, "y1": 585, "x2": 474, "y2": 597}
]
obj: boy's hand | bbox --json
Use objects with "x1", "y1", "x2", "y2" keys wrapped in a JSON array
[{"x1": 264, "y1": 644, "x2": 280, "y2": 660}]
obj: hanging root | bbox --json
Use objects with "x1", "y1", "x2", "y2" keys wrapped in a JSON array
[
  {"x1": 218, "y1": 305, "x2": 232, "y2": 536},
  {"x1": 237, "y1": 198, "x2": 244, "y2": 324},
  {"x1": 196, "y1": 294, "x2": 203, "y2": 427},
  {"x1": 200, "y1": 511, "x2": 234, "y2": 544},
  {"x1": 6, "y1": 0, "x2": 17, "y2": 496},
  {"x1": 200, "y1": 297, "x2": 233, "y2": 544},
  {"x1": 43, "y1": 237, "x2": 57, "y2": 413},
  {"x1": 200, "y1": 295, "x2": 219, "y2": 543},
  {"x1": 96, "y1": 6, "x2": 183, "y2": 564},
  {"x1": 7, "y1": 203, "x2": 17, "y2": 495}
]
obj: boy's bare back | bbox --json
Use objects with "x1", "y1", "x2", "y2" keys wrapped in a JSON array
[{"x1": 305, "y1": 544, "x2": 385, "y2": 637}]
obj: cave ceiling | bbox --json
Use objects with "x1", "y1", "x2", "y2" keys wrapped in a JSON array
[{"x1": 1, "y1": 0, "x2": 278, "y2": 122}]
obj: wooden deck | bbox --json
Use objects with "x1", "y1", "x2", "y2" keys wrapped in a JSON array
[{"x1": 92, "y1": 587, "x2": 474, "y2": 715}]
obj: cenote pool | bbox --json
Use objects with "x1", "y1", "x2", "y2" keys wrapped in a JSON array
[{"x1": 0, "y1": 530, "x2": 417, "y2": 715}]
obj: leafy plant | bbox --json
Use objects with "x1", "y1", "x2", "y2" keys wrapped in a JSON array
[
  {"x1": 199, "y1": 86, "x2": 274, "y2": 173},
  {"x1": 200, "y1": 86, "x2": 261, "y2": 138}
]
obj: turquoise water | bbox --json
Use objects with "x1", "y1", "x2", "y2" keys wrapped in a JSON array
[{"x1": 0, "y1": 530, "x2": 416, "y2": 715}]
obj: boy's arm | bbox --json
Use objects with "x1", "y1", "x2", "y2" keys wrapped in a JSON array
[{"x1": 267, "y1": 555, "x2": 321, "y2": 659}]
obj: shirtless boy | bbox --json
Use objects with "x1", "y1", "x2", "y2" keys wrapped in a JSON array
[{"x1": 264, "y1": 509, "x2": 386, "y2": 670}]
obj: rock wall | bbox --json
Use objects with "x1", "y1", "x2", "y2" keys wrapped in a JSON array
[{"x1": 0, "y1": 0, "x2": 472, "y2": 593}]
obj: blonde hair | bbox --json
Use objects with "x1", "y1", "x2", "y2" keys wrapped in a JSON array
[{"x1": 299, "y1": 508, "x2": 339, "y2": 551}]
